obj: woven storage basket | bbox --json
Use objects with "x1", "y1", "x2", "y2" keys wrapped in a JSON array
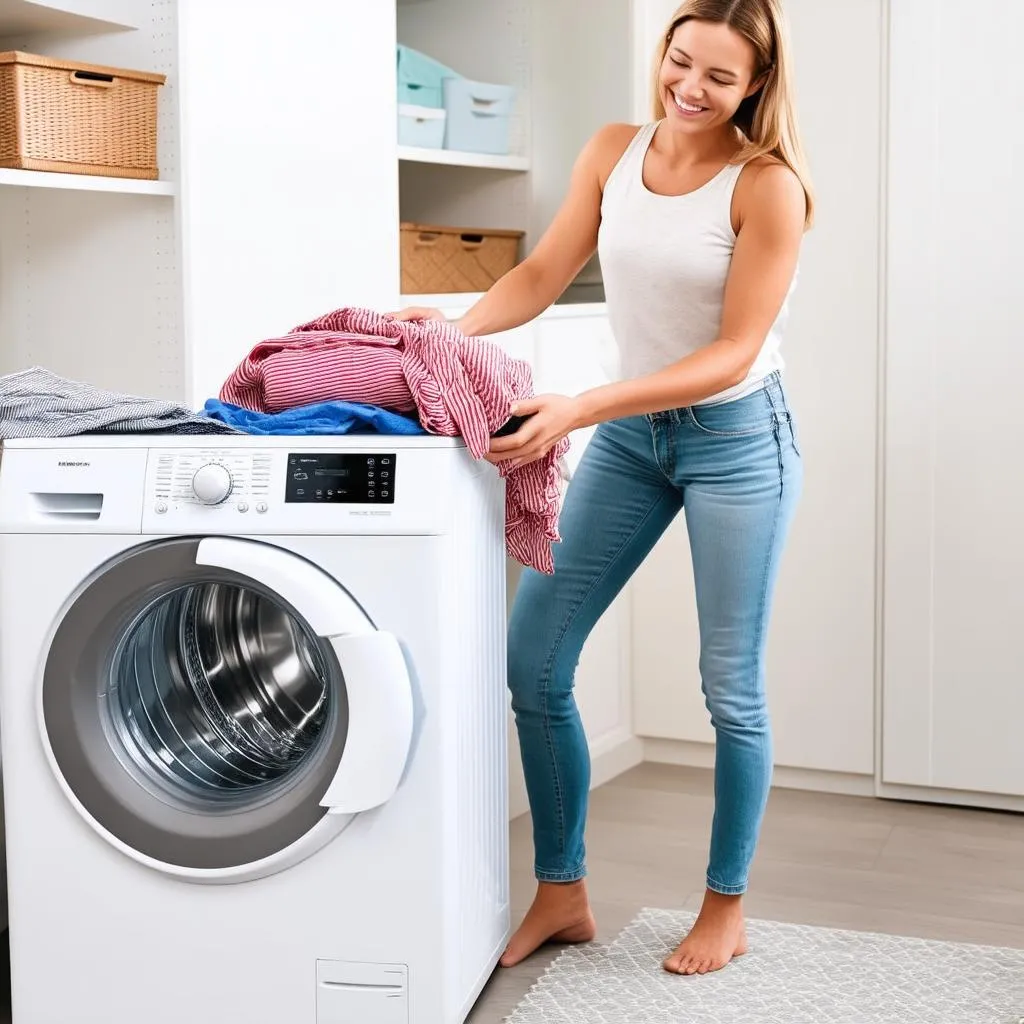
[
  {"x1": 400, "y1": 222, "x2": 524, "y2": 294},
  {"x1": 0, "y1": 51, "x2": 166, "y2": 179}
]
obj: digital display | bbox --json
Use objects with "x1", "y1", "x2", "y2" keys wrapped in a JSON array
[{"x1": 285, "y1": 453, "x2": 395, "y2": 504}]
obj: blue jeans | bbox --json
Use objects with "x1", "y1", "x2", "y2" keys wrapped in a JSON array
[{"x1": 507, "y1": 372, "x2": 802, "y2": 894}]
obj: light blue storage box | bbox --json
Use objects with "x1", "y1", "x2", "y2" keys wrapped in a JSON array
[
  {"x1": 396, "y1": 44, "x2": 461, "y2": 109},
  {"x1": 398, "y1": 104, "x2": 446, "y2": 149},
  {"x1": 442, "y1": 78, "x2": 516, "y2": 155}
]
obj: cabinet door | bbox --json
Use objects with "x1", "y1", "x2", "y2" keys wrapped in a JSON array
[
  {"x1": 177, "y1": 1, "x2": 400, "y2": 404},
  {"x1": 882, "y1": 0, "x2": 1024, "y2": 798},
  {"x1": 534, "y1": 313, "x2": 620, "y2": 478},
  {"x1": 482, "y1": 322, "x2": 538, "y2": 368}
]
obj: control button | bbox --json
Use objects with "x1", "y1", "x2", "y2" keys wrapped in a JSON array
[
  {"x1": 237, "y1": 502, "x2": 249, "y2": 513},
  {"x1": 381, "y1": 490, "x2": 390, "y2": 498},
  {"x1": 381, "y1": 458, "x2": 391, "y2": 465},
  {"x1": 155, "y1": 501, "x2": 168, "y2": 514},
  {"x1": 368, "y1": 490, "x2": 376, "y2": 498},
  {"x1": 256, "y1": 502, "x2": 268, "y2": 514},
  {"x1": 381, "y1": 471, "x2": 389, "y2": 480},
  {"x1": 191, "y1": 463, "x2": 233, "y2": 505}
]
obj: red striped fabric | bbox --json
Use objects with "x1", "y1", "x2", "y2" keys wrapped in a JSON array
[{"x1": 220, "y1": 307, "x2": 569, "y2": 573}]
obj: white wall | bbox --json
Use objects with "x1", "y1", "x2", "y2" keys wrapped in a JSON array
[
  {"x1": 530, "y1": 0, "x2": 632, "y2": 281},
  {"x1": 631, "y1": 0, "x2": 883, "y2": 780},
  {"x1": 630, "y1": 0, "x2": 673, "y2": 121}
]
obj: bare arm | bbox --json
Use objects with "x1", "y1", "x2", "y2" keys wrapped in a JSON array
[
  {"x1": 396, "y1": 124, "x2": 638, "y2": 336},
  {"x1": 486, "y1": 159, "x2": 807, "y2": 466}
]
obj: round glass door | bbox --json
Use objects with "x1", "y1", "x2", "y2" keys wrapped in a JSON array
[{"x1": 42, "y1": 538, "x2": 352, "y2": 871}]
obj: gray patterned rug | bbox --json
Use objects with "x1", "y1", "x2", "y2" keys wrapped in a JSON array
[{"x1": 505, "y1": 907, "x2": 1024, "y2": 1023}]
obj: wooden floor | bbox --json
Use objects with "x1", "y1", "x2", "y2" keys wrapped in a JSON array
[
  {"x1": 466, "y1": 762, "x2": 1024, "y2": 1022},
  {"x1": 0, "y1": 762, "x2": 1021, "y2": 1023}
]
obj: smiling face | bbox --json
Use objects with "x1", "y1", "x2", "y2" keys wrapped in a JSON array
[{"x1": 659, "y1": 18, "x2": 762, "y2": 135}]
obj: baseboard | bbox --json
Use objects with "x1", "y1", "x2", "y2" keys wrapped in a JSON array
[
  {"x1": 591, "y1": 729, "x2": 646, "y2": 789},
  {"x1": 875, "y1": 780, "x2": 1024, "y2": 814},
  {"x1": 642, "y1": 738, "x2": 877, "y2": 798},
  {"x1": 508, "y1": 728, "x2": 644, "y2": 821}
]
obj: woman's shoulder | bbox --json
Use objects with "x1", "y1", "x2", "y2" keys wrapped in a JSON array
[
  {"x1": 578, "y1": 122, "x2": 648, "y2": 187},
  {"x1": 734, "y1": 155, "x2": 806, "y2": 226},
  {"x1": 592, "y1": 122, "x2": 645, "y2": 148},
  {"x1": 736, "y1": 155, "x2": 802, "y2": 195}
]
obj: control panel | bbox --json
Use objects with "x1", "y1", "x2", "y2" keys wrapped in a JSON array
[
  {"x1": 0, "y1": 438, "x2": 474, "y2": 536},
  {"x1": 285, "y1": 452, "x2": 395, "y2": 504},
  {"x1": 142, "y1": 446, "x2": 412, "y2": 528}
]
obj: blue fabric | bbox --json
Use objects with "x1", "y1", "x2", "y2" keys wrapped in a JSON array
[{"x1": 202, "y1": 399, "x2": 426, "y2": 436}]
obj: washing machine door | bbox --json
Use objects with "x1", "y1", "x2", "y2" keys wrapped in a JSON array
[{"x1": 40, "y1": 537, "x2": 414, "y2": 882}]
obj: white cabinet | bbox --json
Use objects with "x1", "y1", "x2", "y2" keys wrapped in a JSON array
[
  {"x1": 533, "y1": 309, "x2": 619, "y2": 477},
  {"x1": 532, "y1": 309, "x2": 630, "y2": 750},
  {"x1": 880, "y1": 0, "x2": 1024, "y2": 803},
  {"x1": 177, "y1": 0, "x2": 399, "y2": 404},
  {"x1": 630, "y1": 0, "x2": 882, "y2": 777}
]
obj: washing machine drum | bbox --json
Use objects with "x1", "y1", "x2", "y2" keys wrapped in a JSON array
[
  {"x1": 115, "y1": 580, "x2": 331, "y2": 796},
  {"x1": 41, "y1": 537, "x2": 413, "y2": 876}
]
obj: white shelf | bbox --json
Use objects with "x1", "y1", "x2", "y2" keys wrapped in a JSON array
[
  {"x1": 398, "y1": 146, "x2": 529, "y2": 172},
  {"x1": 0, "y1": 0, "x2": 140, "y2": 35},
  {"x1": 0, "y1": 168, "x2": 174, "y2": 194}
]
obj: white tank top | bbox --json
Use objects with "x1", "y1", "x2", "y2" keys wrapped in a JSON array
[{"x1": 597, "y1": 122, "x2": 793, "y2": 405}]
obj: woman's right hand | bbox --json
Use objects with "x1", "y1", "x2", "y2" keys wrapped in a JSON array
[{"x1": 390, "y1": 306, "x2": 447, "y2": 323}]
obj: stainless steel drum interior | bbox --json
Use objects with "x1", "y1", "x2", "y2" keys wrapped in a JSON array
[{"x1": 109, "y1": 580, "x2": 332, "y2": 807}]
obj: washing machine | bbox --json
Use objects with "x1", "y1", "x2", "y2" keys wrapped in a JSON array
[{"x1": 0, "y1": 434, "x2": 510, "y2": 1024}]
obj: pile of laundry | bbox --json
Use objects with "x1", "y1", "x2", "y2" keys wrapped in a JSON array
[
  {"x1": 0, "y1": 307, "x2": 569, "y2": 574},
  {"x1": 0, "y1": 366, "x2": 239, "y2": 436}
]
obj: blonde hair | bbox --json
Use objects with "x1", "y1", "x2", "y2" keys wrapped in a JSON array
[{"x1": 652, "y1": 0, "x2": 814, "y2": 227}]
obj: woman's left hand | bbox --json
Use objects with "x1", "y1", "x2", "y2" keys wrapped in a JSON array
[{"x1": 485, "y1": 393, "x2": 585, "y2": 469}]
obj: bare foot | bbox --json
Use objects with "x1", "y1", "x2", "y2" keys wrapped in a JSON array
[
  {"x1": 662, "y1": 889, "x2": 749, "y2": 976},
  {"x1": 500, "y1": 880, "x2": 597, "y2": 967}
]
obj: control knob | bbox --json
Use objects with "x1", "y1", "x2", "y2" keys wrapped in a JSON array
[{"x1": 191, "y1": 463, "x2": 233, "y2": 505}]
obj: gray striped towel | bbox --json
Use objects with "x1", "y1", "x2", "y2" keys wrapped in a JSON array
[{"x1": 0, "y1": 367, "x2": 239, "y2": 439}]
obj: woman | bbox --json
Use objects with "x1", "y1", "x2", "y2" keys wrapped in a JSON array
[{"x1": 396, "y1": 0, "x2": 812, "y2": 977}]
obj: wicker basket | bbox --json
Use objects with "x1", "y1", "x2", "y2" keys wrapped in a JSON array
[
  {"x1": 400, "y1": 222, "x2": 524, "y2": 294},
  {"x1": 0, "y1": 51, "x2": 166, "y2": 179}
]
